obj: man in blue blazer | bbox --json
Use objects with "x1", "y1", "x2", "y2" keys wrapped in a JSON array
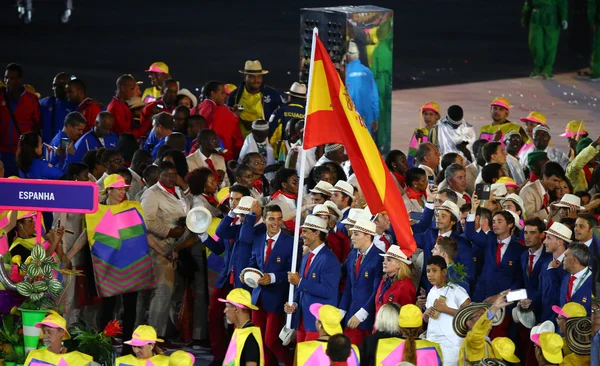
[
  {"x1": 331, "y1": 180, "x2": 355, "y2": 237},
  {"x1": 338, "y1": 218, "x2": 384, "y2": 346},
  {"x1": 560, "y1": 243, "x2": 592, "y2": 314},
  {"x1": 285, "y1": 215, "x2": 341, "y2": 343},
  {"x1": 203, "y1": 186, "x2": 253, "y2": 364},
  {"x1": 539, "y1": 222, "x2": 571, "y2": 324},
  {"x1": 241, "y1": 205, "x2": 298, "y2": 366}
]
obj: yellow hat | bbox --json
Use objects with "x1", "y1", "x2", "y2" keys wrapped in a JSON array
[
  {"x1": 224, "y1": 84, "x2": 237, "y2": 95},
  {"x1": 103, "y1": 174, "x2": 130, "y2": 193},
  {"x1": 169, "y1": 350, "x2": 195, "y2": 366},
  {"x1": 16, "y1": 211, "x2": 37, "y2": 221},
  {"x1": 420, "y1": 102, "x2": 440, "y2": 115},
  {"x1": 538, "y1": 332, "x2": 564, "y2": 364},
  {"x1": 35, "y1": 311, "x2": 70, "y2": 340},
  {"x1": 309, "y1": 303, "x2": 343, "y2": 335},
  {"x1": 217, "y1": 187, "x2": 230, "y2": 205},
  {"x1": 491, "y1": 337, "x2": 520, "y2": 363},
  {"x1": 552, "y1": 302, "x2": 587, "y2": 319},
  {"x1": 124, "y1": 325, "x2": 163, "y2": 346},
  {"x1": 560, "y1": 120, "x2": 588, "y2": 138},
  {"x1": 218, "y1": 288, "x2": 258, "y2": 310},
  {"x1": 490, "y1": 97, "x2": 511, "y2": 110},
  {"x1": 520, "y1": 111, "x2": 547, "y2": 126},
  {"x1": 398, "y1": 304, "x2": 423, "y2": 328},
  {"x1": 145, "y1": 62, "x2": 169, "y2": 74}
]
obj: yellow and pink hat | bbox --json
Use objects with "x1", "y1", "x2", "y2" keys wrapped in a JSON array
[
  {"x1": 145, "y1": 62, "x2": 169, "y2": 74},
  {"x1": 490, "y1": 97, "x2": 511, "y2": 110},
  {"x1": 520, "y1": 111, "x2": 547, "y2": 126},
  {"x1": 104, "y1": 174, "x2": 130, "y2": 192},
  {"x1": 124, "y1": 325, "x2": 164, "y2": 346},
  {"x1": 35, "y1": 311, "x2": 71, "y2": 340},
  {"x1": 218, "y1": 288, "x2": 258, "y2": 310},
  {"x1": 560, "y1": 120, "x2": 588, "y2": 138},
  {"x1": 420, "y1": 102, "x2": 440, "y2": 115}
]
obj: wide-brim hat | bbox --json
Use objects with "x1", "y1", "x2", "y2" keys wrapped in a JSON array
[
  {"x1": 310, "y1": 181, "x2": 334, "y2": 197},
  {"x1": 218, "y1": 288, "x2": 259, "y2": 310},
  {"x1": 232, "y1": 196, "x2": 256, "y2": 215},
  {"x1": 477, "y1": 359, "x2": 508, "y2": 366},
  {"x1": 565, "y1": 317, "x2": 592, "y2": 355},
  {"x1": 349, "y1": 218, "x2": 377, "y2": 236},
  {"x1": 437, "y1": 201, "x2": 460, "y2": 221},
  {"x1": 490, "y1": 97, "x2": 511, "y2": 110},
  {"x1": 177, "y1": 89, "x2": 198, "y2": 108},
  {"x1": 312, "y1": 204, "x2": 336, "y2": 218},
  {"x1": 512, "y1": 306, "x2": 536, "y2": 329},
  {"x1": 553, "y1": 194, "x2": 585, "y2": 211},
  {"x1": 35, "y1": 312, "x2": 70, "y2": 340},
  {"x1": 239, "y1": 60, "x2": 269, "y2": 75},
  {"x1": 285, "y1": 82, "x2": 307, "y2": 98},
  {"x1": 240, "y1": 267, "x2": 264, "y2": 289},
  {"x1": 453, "y1": 303, "x2": 505, "y2": 338},
  {"x1": 560, "y1": 120, "x2": 587, "y2": 138},
  {"x1": 301, "y1": 215, "x2": 328, "y2": 233},
  {"x1": 186, "y1": 206, "x2": 213, "y2": 234},
  {"x1": 124, "y1": 325, "x2": 164, "y2": 346},
  {"x1": 544, "y1": 222, "x2": 573, "y2": 243},
  {"x1": 520, "y1": 111, "x2": 547, "y2": 125},
  {"x1": 379, "y1": 245, "x2": 412, "y2": 265}
]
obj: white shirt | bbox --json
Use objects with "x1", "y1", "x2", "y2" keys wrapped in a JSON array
[
  {"x1": 426, "y1": 284, "x2": 470, "y2": 347},
  {"x1": 526, "y1": 246, "x2": 544, "y2": 273},
  {"x1": 548, "y1": 252, "x2": 566, "y2": 269},
  {"x1": 570, "y1": 267, "x2": 591, "y2": 297},
  {"x1": 497, "y1": 236, "x2": 511, "y2": 262},
  {"x1": 264, "y1": 230, "x2": 281, "y2": 283},
  {"x1": 373, "y1": 234, "x2": 390, "y2": 252},
  {"x1": 439, "y1": 230, "x2": 452, "y2": 238},
  {"x1": 584, "y1": 238, "x2": 593, "y2": 248}
]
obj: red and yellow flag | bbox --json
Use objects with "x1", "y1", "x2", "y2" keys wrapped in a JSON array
[{"x1": 303, "y1": 33, "x2": 416, "y2": 256}]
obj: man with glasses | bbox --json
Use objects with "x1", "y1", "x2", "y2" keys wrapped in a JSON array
[
  {"x1": 96, "y1": 149, "x2": 125, "y2": 200},
  {"x1": 72, "y1": 111, "x2": 118, "y2": 163}
]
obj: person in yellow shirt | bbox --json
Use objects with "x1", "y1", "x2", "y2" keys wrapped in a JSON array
[
  {"x1": 453, "y1": 291, "x2": 513, "y2": 365},
  {"x1": 478, "y1": 98, "x2": 528, "y2": 144},
  {"x1": 115, "y1": 325, "x2": 169, "y2": 366},
  {"x1": 142, "y1": 62, "x2": 171, "y2": 104},
  {"x1": 565, "y1": 136, "x2": 600, "y2": 192},
  {"x1": 561, "y1": 317, "x2": 592, "y2": 365}
]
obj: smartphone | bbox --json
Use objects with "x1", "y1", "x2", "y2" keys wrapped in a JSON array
[
  {"x1": 475, "y1": 183, "x2": 491, "y2": 201},
  {"x1": 409, "y1": 211, "x2": 423, "y2": 221},
  {"x1": 506, "y1": 289, "x2": 528, "y2": 302},
  {"x1": 60, "y1": 138, "x2": 70, "y2": 149}
]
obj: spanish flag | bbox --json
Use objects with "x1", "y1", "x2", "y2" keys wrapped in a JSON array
[{"x1": 303, "y1": 31, "x2": 416, "y2": 256}]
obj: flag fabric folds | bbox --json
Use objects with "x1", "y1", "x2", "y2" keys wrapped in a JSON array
[{"x1": 303, "y1": 32, "x2": 417, "y2": 256}]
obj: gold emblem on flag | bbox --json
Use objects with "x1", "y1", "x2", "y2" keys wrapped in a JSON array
[{"x1": 342, "y1": 90, "x2": 366, "y2": 129}]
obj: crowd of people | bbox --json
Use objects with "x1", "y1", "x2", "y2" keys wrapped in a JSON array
[{"x1": 0, "y1": 58, "x2": 598, "y2": 366}]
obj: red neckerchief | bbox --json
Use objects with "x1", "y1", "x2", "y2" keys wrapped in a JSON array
[
  {"x1": 271, "y1": 189, "x2": 298, "y2": 201},
  {"x1": 392, "y1": 171, "x2": 406, "y2": 188},
  {"x1": 189, "y1": 140, "x2": 199, "y2": 155},
  {"x1": 406, "y1": 186, "x2": 426, "y2": 201},
  {"x1": 529, "y1": 172, "x2": 539, "y2": 182},
  {"x1": 203, "y1": 194, "x2": 219, "y2": 207},
  {"x1": 253, "y1": 179, "x2": 263, "y2": 194},
  {"x1": 159, "y1": 182, "x2": 176, "y2": 195}
]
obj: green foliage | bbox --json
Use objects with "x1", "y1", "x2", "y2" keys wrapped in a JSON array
[
  {"x1": 447, "y1": 262, "x2": 468, "y2": 285},
  {"x1": 0, "y1": 315, "x2": 22, "y2": 346},
  {"x1": 15, "y1": 244, "x2": 63, "y2": 311},
  {"x1": 68, "y1": 323, "x2": 116, "y2": 365}
]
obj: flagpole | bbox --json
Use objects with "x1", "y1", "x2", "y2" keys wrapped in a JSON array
[{"x1": 282, "y1": 27, "x2": 319, "y2": 334}]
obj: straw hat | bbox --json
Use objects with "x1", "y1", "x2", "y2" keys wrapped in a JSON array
[
  {"x1": 301, "y1": 215, "x2": 328, "y2": 233},
  {"x1": 312, "y1": 204, "x2": 335, "y2": 218},
  {"x1": 506, "y1": 210, "x2": 523, "y2": 230},
  {"x1": 331, "y1": 180, "x2": 354, "y2": 197},
  {"x1": 437, "y1": 201, "x2": 460, "y2": 221},
  {"x1": 218, "y1": 288, "x2": 259, "y2": 310},
  {"x1": 240, "y1": 267, "x2": 264, "y2": 289},
  {"x1": 324, "y1": 200, "x2": 342, "y2": 220},
  {"x1": 126, "y1": 96, "x2": 146, "y2": 110},
  {"x1": 553, "y1": 194, "x2": 585, "y2": 211},
  {"x1": 379, "y1": 245, "x2": 412, "y2": 265},
  {"x1": 177, "y1": 89, "x2": 198, "y2": 108},
  {"x1": 239, "y1": 60, "x2": 269, "y2": 75},
  {"x1": 232, "y1": 196, "x2": 256, "y2": 215},
  {"x1": 186, "y1": 206, "x2": 213, "y2": 234},
  {"x1": 477, "y1": 359, "x2": 508, "y2": 366},
  {"x1": 491, "y1": 337, "x2": 520, "y2": 363},
  {"x1": 310, "y1": 303, "x2": 343, "y2": 335},
  {"x1": 341, "y1": 208, "x2": 370, "y2": 225},
  {"x1": 499, "y1": 193, "x2": 525, "y2": 215},
  {"x1": 453, "y1": 303, "x2": 505, "y2": 338},
  {"x1": 511, "y1": 306, "x2": 535, "y2": 328},
  {"x1": 565, "y1": 317, "x2": 592, "y2": 355},
  {"x1": 284, "y1": 82, "x2": 307, "y2": 99},
  {"x1": 544, "y1": 222, "x2": 573, "y2": 243},
  {"x1": 490, "y1": 97, "x2": 511, "y2": 110},
  {"x1": 310, "y1": 181, "x2": 334, "y2": 197},
  {"x1": 349, "y1": 218, "x2": 377, "y2": 236},
  {"x1": 519, "y1": 111, "x2": 547, "y2": 126},
  {"x1": 124, "y1": 325, "x2": 163, "y2": 346}
]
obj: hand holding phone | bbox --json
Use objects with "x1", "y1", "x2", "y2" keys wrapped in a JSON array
[
  {"x1": 506, "y1": 289, "x2": 528, "y2": 302},
  {"x1": 475, "y1": 183, "x2": 491, "y2": 201}
]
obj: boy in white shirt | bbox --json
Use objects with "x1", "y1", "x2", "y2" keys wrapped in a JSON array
[{"x1": 424, "y1": 255, "x2": 471, "y2": 366}]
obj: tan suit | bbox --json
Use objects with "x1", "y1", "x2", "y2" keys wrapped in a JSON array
[
  {"x1": 140, "y1": 184, "x2": 190, "y2": 336},
  {"x1": 519, "y1": 180, "x2": 548, "y2": 220},
  {"x1": 186, "y1": 150, "x2": 230, "y2": 188}
]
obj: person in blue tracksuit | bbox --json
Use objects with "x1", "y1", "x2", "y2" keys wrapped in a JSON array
[
  {"x1": 285, "y1": 215, "x2": 341, "y2": 343},
  {"x1": 345, "y1": 41, "x2": 379, "y2": 137},
  {"x1": 39, "y1": 72, "x2": 76, "y2": 143},
  {"x1": 73, "y1": 111, "x2": 118, "y2": 164},
  {"x1": 559, "y1": 243, "x2": 592, "y2": 314},
  {"x1": 414, "y1": 200, "x2": 475, "y2": 294},
  {"x1": 48, "y1": 111, "x2": 87, "y2": 170},
  {"x1": 243, "y1": 205, "x2": 298, "y2": 366},
  {"x1": 144, "y1": 112, "x2": 173, "y2": 160},
  {"x1": 539, "y1": 222, "x2": 571, "y2": 324},
  {"x1": 518, "y1": 218, "x2": 553, "y2": 324},
  {"x1": 16, "y1": 131, "x2": 65, "y2": 179},
  {"x1": 338, "y1": 218, "x2": 384, "y2": 347}
]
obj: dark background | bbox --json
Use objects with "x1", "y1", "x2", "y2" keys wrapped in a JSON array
[{"x1": 0, "y1": 0, "x2": 592, "y2": 101}]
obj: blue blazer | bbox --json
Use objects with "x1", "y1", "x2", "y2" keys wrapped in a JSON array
[
  {"x1": 539, "y1": 258, "x2": 569, "y2": 323},
  {"x1": 243, "y1": 221, "x2": 300, "y2": 313},
  {"x1": 559, "y1": 270, "x2": 592, "y2": 315},
  {"x1": 521, "y1": 249, "x2": 553, "y2": 323},
  {"x1": 335, "y1": 208, "x2": 351, "y2": 238},
  {"x1": 19, "y1": 158, "x2": 65, "y2": 180},
  {"x1": 293, "y1": 245, "x2": 341, "y2": 332},
  {"x1": 338, "y1": 246, "x2": 384, "y2": 331},
  {"x1": 410, "y1": 205, "x2": 435, "y2": 235}
]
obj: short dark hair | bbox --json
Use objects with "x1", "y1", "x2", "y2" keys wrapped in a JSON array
[
  {"x1": 153, "y1": 112, "x2": 174, "y2": 130},
  {"x1": 116, "y1": 74, "x2": 135, "y2": 88},
  {"x1": 264, "y1": 204, "x2": 282, "y2": 215},
  {"x1": 234, "y1": 164, "x2": 252, "y2": 178},
  {"x1": 427, "y1": 255, "x2": 448, "y2": 270},
  {"x1": 163, "y1": 78, "x2": 178, "y2": 89},
  {"x1": 186, "y1": 167, "x2": 215, "y2": 196},
  {"x1": 435, "y1": 238, "x2": 457, "y2": 260},
  {"x1": 438, "y1": 189, "x2": 459, "y2": 204},
  {"x1": 472, "y1": 139, "x2": 488, "y2": 166},
  {"x1": 64, "y1": 111, "x2": 87, "y2": 128},
  {"x1": 5, "y1": 63, "x2": 23, "y2": 78},
  {"x1": 158, "y1": 160, "x2": 176, "y2": 174},
  {"x1": 100, "y1": 149, "x2": 120, "y2": 164},
  {"x1": 82, "y1": 148, "x2": 104, "y2": 171},
  {"x1": 66, "y1": 162, "x2": 89, "y2": 180},
  {"x1": 117, "y1": 133, "x2": 139, "y2": 163},
  {"x1": 173, "y1": 104, "x2": 190, "y2": 117},
  {"x1": 495, "y1": 211, "x2": 517, "y2": 233},
  {"x1": 524, "y1": 217, "x2": 546, "y2": 234},
  {"x1": 198, "y1": 128, "x2": 217, "y2": 143},
  {"x1": 67, "y1": 78, "x2": 86, "y2": 93},
  {"x1": 385, "y1": 150, "x2": 406, "y2": 169},
  {"x1": 326, "y1": 334, "x2": 352, "y2": 362},
  {"x1": 481, "y1": 163, "x2": 503, "y2": 184},
  {"x1": 201, "y1": 80, "x2": 224, "y2": 100},
  {"x1": 272, "y1": 168, "x2": 298, "y2": 192},
  {"x1": 476, "y1": 207, "x2": 492, "y2": 225},
  {"x1": 574, "y1": 190, "x2": 592, "y2": 202},
  {"x1": 313, "y1": 165, "x2": 332, "y2": 181},
  {"x1": 406, "y1": 167, "x2": 426, "y2": 187},
  {"x1": 230, "y1": 184, "x2": 252, "y2": 197},
  {"x1": 482, "y1": 142, "x2": 502, "y2": 163},
  {"x1": 577, "y1": 213, "x2": 598, "y2": 229},
  {"x1": 143, "y1": 165, "x2": 159, "y2": 181},
  {"x1": 441, "y1": 153, "x2": 459, "y2": 172},
  {"x1": 187, "y1": 114, "x2": 206, "y2": 126},
  {"x1": 116, "y1": 167, "x2": 132, "y2": 180},
  {"x1": 542, "y1": 162, "x2": 565, "y2": 180}
]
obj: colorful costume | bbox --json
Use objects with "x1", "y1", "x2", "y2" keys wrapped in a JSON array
[
  {"x1": 115, "y1": 354, "x2": 170, "y2": 366},
  {"x1": 295, "y1": 340, "x2": 360, "y2": 366},
  {"x1": 24, "y1": 348, "x2": 93, "y2": 366},
  {"x1": 375, "y1": 337, "x2": 443, "y2": 366}
]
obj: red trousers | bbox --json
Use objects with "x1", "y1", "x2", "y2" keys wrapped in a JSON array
[
  {"x1": 344, "y1": 327, "x2": 370, "y2": 346},
  {"x1": 208, "y1": 286, "x2": 231, "y2": 361},
  {"x1": 489, "y1": 309, "x2": 512, "y2": 340},
  {"x1": 253, "y1": 308, "x2": 293, "y2": 366},
  {"x1": 296, "y1": 317, "x2": 320, "y2": 343}
]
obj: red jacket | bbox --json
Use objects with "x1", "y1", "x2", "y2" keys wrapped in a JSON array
[
  {"x1": 107, "y1": 97, "x2": 134, "y2": 137},
  {"x1": 327, "y1": 230, "x2": 351, "y2": 264},
  {"x1": 192, "y1": 100, "x2": 243, "y2": 160},
  {"x1": 77, "y1": 98, "x2": 103, "y2": 133},
  {"x1": 375, "y1": 276, "x2": 416, "y2": 314},
  {"x1": 0, "y1": 87, "x2": 41, "y2": 153},
  {"x1": 139, "y1": 99, "x2": 174, "y2": 139}
]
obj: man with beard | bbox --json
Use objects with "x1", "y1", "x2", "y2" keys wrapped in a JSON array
[
  {"x1": 478, "y1": 98, "x2": 528, "y2": 144},
  {"x1": 520, "y1": 124, "x2": 570, "y2": 169}
]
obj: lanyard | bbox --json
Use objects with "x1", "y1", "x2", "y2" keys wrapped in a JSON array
[{"x1": 573, "y1": 268, "x2": 590, "y2": 295}]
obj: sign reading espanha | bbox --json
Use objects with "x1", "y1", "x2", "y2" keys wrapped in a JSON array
[{"x1": 0, "y1": 178, "x2": 98, "y2": 213}]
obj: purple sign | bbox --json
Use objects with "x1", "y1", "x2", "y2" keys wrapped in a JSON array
[{"x1": 0, "y1": 178, "x2": 98, "y2": 213}]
